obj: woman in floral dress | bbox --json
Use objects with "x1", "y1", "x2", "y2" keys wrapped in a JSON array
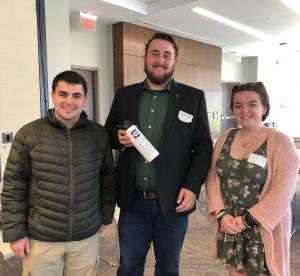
[{"x1": 206, "y1": 82, "x2": 299, "y2": 276}]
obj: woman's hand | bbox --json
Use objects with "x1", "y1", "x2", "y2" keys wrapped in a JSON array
[
  {"x1": 233, "y1": 216, "x2": 247, "y2": 231},
  {"x1": 220, "y1": 214, "x2": 243, "y2": 234}
]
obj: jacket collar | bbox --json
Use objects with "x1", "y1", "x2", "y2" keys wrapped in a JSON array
[{"x1": 46, "y1": 108, "x2": 88, "y2": 129}]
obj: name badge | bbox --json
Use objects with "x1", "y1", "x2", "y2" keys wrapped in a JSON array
[
  {"x1": 248, "y1": 153, "x2": 267, "y2": 168},
  {"x1": 178, "y1": 110, "x2": 193, "y2": 123}
]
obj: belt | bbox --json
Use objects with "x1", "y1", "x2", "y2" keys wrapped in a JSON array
[{"x1": 134, "y1": 191, "x2": 159, "y2": 199}]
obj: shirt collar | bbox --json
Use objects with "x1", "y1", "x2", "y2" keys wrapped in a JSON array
[{"x1": 143, "y1": 78, "x2": 173, "y2": 94}]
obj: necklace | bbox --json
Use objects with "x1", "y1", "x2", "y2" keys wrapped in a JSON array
[{"x1": 240, "y1": 129, "x2": 262, "y2": 148}]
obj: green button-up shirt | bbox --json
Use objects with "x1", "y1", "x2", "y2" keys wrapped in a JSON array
[{"x1": 134, "y1": 79, "x2": 172, "y2": 192}]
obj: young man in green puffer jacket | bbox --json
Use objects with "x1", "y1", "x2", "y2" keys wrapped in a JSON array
[{"x1": 1, "y1": 70, "x2": 116, "y2": 276}]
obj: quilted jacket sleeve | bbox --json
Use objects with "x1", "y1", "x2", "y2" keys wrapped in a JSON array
[
  {"x1": 1, "y1": 128, "x2": 31, "y2": 242},
  {"x1": 99, "y1": 132, "x2": 116, "y2": 225}
]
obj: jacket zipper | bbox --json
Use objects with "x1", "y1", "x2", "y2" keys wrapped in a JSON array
[{"x1": 68, "y1": 129, "x2": 74, "y2": 240}]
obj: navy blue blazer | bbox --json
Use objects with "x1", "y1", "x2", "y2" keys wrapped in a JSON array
[{"x1": 105, "y1": 80, "x2": 213, "y2": 220}]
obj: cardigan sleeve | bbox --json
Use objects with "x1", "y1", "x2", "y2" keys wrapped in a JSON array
[
  {"x1": 248, "y1": 131, "x2": 299, "y2": 232},
  {"x1": 205, "y1": 129, "x2": 231, "y2": 216}
]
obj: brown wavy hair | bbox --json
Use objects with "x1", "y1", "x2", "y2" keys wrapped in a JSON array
[
  {"x1": 230, "y1": 82, "x2": 270, "y2": 121},
  {"x1": 145, "y1": 32, "x2": 178, "y2": 57}
]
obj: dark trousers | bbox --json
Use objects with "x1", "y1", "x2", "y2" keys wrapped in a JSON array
[{"x1": 117, "y1": 195, "x2": 188, "y2": 276}]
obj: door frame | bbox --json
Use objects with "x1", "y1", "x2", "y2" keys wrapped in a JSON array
[
  {"x1": 71, "y1": 65, "x2": 100, "y2": 123},
  {"x1": 221, "y1": 81, "x2": 240, "y2": 132}
]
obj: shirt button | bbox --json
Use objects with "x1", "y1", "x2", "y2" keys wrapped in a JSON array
[
  {"x1": 151, "y1": 109, "x2": 154, "y2": 113},
  {"x1": 148, "y1": 125, "x2": 151, "y2": 128},
  {"x1": 153, "y1": 96, "x2": 157, "y2": 99},
  {"x1": 144, "y1": 177, "x2": 147, "y2": 181},
  {"x1": 145, "y1": 161, "x2": 148, "y2": 164}
]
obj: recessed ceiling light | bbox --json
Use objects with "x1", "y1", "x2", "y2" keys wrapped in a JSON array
[
  {"x1": 264, "y1": 17, "x2": 273, "y2": 22},
  {"x1": 192, "y1": 7, "x2": 271, "y2": 40}
]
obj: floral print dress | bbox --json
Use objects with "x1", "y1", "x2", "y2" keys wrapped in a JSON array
[{"x1": 216, "y1": 129, "x2": 270, "y2": 275}]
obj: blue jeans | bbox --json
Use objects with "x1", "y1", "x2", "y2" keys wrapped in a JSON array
[{"x1": 117, "y1": 194, "x2": 188, "y2": 276}]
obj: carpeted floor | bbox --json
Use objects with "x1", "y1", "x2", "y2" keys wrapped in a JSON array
[
  {"x1": 97, "y1": 197, "x2": 300, "y2": 276},
  {"x1": 98, "y1": 173, "x2": 300, "y2": 276},
  {"x1": 97, "y1": 201, "x2": 228, "y2": 276}
]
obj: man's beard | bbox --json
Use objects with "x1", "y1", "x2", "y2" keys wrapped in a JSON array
[{"x1": 144, "y1": 63, "x2": 175, "y2": 85}]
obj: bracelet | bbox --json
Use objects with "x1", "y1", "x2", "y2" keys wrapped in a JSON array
[
  {"x1": 242, "y1": 211, "x2": 258, "y2": 228},
  {"x1": 215, "y1": 209, "x2": 227, "y2": 222},
  {"x1": 242, "y1": 214, "x2": 251, "y2": 228},
  {"x1": 215, "y1": 209, "x2": 226, "y2": 219}
]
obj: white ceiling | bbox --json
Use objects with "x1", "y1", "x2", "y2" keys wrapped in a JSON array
[{"x1": 69, "y1": 0, "x2": 300, "y2": 56}]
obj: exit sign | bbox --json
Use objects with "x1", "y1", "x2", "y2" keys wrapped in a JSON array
[{"x1": 80, "y1": 12, "x2": 97, "y2": 31}]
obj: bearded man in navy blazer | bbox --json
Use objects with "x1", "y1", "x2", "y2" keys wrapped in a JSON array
[{"x1": 105, "y1": 32, "x2": 213, "y2": 276}]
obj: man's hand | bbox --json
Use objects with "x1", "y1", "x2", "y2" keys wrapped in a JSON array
[
  {"x1": 10, "y1": 236, "x2": 30, "y2": 258},
  {"x1": 118, "y1": 129, "x2": 133, "y2": 147},
  {"x1": 98, "y1": 224, "x2": 106, "y2": 234},
  {"x1": 175, "y1": 188, "x2": 196, "y2": 213}
]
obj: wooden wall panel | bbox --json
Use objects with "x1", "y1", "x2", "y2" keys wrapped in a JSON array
[
  {"x1": 196, "y1": 42, "x2": 209, "y2": 67},
  {"x1": 174, "y1": 63, "x2": 198, "y2": 88},
  {"x1": 113, "y1": 55, "x2": 124, "y2": 91},
  {"x1": 123, "y1": 55, "x2": 145, "y2": 86},
  {"x1": 209, "y1": 69, "x2": 222, "y2": 90},
  {"x1": 176, "y1": 37, "x2": 198, "y2": 66},
  {"x1": 113, "y1": 22, "x2": 222, "y2": 92},
  {"x1": 113, "y1": 22, "x2": 124, "y2": 55},
  {"x1": 196, "y1": 67, "x2": 221, "y2": 91},
  {"x1": 208, "y1": 45, "x2": 222, "y2": 69},
  {"x1": 123, "y1": 23, "x2": 154, "y2": 56}
]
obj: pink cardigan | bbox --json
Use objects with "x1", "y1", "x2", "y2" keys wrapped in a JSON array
[{"x1": 206, "y1": 128, "x2": 299, "y2": 276}]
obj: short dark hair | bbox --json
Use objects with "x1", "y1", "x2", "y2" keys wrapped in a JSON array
[
  {"x1": 52, "y1": 70, "x2": 88, "y2": 96},
  {"x1": 230, "y1": 81, "x2": 270, "y2": 121},
  {"x1": 145, "y1": 32, "x2": 178, "y2": 57}
]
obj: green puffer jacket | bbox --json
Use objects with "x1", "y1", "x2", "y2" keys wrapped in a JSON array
[{"x1": 1, "y1": 109, "x2": 115, "y2": 242}]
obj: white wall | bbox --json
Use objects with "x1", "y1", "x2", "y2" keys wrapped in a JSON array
[
  {"x1": 258, "y1": 52, "x2": 300, "y2": 137},
  {"x1": 44, "y1": 2, "x2": 113, "y2": 124},
  {"x1": 222, "y1": 53, "x2": 257, "y2": 83},
  {"x1": 222, "y1": 53, "x2": 244, "y2": 83},
  {"x1": 70, "y1": 13, "x2": 113, "y2": 124},
  {"x1": 242, "y1": 57, "x2": 258, "y2": 83},
  {"x1": 45, "y1": 0, "x2": 71, "y2": 107},
  {"x1": 0, "y1": 0, "x2": 40, "y2": 200},
  {"x1": 0, "y1": 0, "x2": 114, "y2": 200}
]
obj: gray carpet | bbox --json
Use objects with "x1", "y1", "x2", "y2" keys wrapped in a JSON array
[
  {"x1": 97, "y1": 202, "x2": 228, "y2": 276},
  {"x1": 98, "y1": 194, "x2": 300, "y2": 276}
]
